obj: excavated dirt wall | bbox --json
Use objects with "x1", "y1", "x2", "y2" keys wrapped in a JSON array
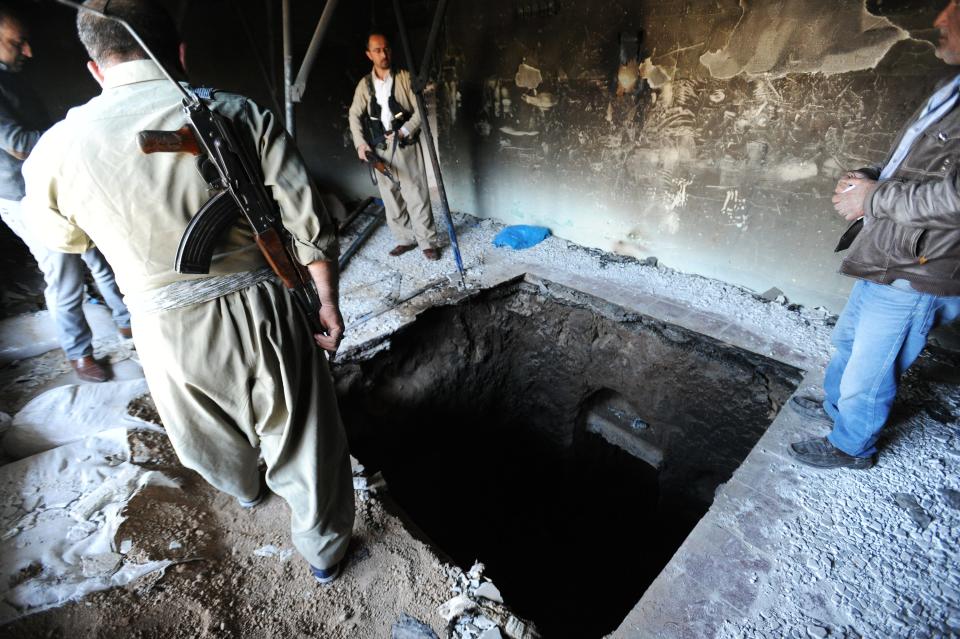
[{"x1": 334, "y1": 279, "x2": 802, "y2": 637}]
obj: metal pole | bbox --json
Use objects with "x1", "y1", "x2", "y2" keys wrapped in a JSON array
[
  {"x1": 392, "y1": 0, "x2": 466, "y2": 287},
  {"x1": 339, "y1": 206, "x2": 385, "y2": 271},
  {"x1": 338, "y1": 196, "x2": 375, "y2": 233},
  {"x1": 414, "y1": 0, "x2": 449, "y2": 92},
  {"x1": 291, "y1": 0, "x2": 340, "y2": 102},
  {"x1": 282, "y1": 0, "x2": 295, "y2": 137}
]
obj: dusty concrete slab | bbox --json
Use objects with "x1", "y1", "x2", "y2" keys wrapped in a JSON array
[
  {"x1": 612, "y1": 364, "x2": 960, "y2": 638},
  {"x1": 338, "y1": 211, "x2": 834, "y2": 372}
]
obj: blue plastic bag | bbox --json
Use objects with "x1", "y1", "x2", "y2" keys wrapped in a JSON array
[{"x1": 492, "y1": 225, "x2": 551, "y2": 250}]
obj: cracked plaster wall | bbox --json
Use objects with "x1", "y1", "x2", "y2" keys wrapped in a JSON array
[
  {"x1": 437, "y1": 0, "x2": 947, "y2": 311},
  {"x1": 15, "y1": 1, "x2": 950, "y2": 313}
]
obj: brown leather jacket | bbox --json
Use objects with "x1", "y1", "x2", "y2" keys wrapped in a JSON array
[{"x1": 842, "y1": 80, "x2": 960, "y2": 296}]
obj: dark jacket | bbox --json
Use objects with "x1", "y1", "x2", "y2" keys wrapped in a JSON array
[{"x1": 0, "y1": 66, "x2": 49, "y2": 200}]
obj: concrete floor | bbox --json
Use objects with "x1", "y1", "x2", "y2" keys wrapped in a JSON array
[
  {"x1": 339, "y1": 210, "x2": 957, "y2": 638},
  {"x1": 0, "y1": 208, "x2": 955, "y2": 637}
]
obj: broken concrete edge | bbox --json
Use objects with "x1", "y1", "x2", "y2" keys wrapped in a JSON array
[
  {"x1": 609, "y1": 368, "x2": 830, "y2": 637},
  {"x1": 338, "y1": 261, "x2": 824, "y2": 373}
]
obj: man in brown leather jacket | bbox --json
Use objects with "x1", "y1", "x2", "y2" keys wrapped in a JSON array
[{"x1": 789, "y1": 0, "x2": 960, "y2": 470}]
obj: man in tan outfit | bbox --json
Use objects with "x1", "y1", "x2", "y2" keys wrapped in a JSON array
[
  {"x1": 22, "y1": 0, "x2": 354, "y2": 583},
  {"x1": 349, "y1": 32, "x2": 440, "y2": 260}
]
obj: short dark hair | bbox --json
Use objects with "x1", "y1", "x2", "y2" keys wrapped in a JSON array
[
  {"x1": 366, "y1": 30, "x2": 389, "y2": 50},
  {"x1": 0, "y1": 2, "x2": 26, "y2": 29},
  {"x1": 77, "y1": 0, "x2": 181, "y2": 70}
]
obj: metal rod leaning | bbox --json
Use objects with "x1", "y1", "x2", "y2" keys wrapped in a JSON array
[
  {"x1": 339, "y1": 205, "x2": 385, "y2": 271},
  {"x1": 392, "y1": 0, "x2": 466, "y2": 288}
]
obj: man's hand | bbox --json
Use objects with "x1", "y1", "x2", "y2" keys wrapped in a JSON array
[
  {"x1": 832, "y1": 176, "x2": 877, "y2": 222},
  {"x1": 306, "y1": 260, "x2": 344, "y2": 354},
  {"x1": 357, "y1": 143, "x2": 371, "y2": 161},
  {"x1": 313, "y1": 303, "x2": 345, "y2": 353}
]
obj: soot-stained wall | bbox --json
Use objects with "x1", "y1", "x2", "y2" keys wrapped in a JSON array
[
  {"x1": 436, "y1": 0, "x2": 948, "y2": 310},
  {"x1": 16, "y1": 1, "x2": 949, "y2": 312}
]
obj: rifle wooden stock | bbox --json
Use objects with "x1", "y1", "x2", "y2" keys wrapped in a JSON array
[
  {"x1": 255, "y1": 228, "x2": 322, "y2": 334},
  {"x1": 254, "y1": 228, "x2": 303, "y2": 290},
  {"x1": 137, "y1": 125, "x2": 202, "y2": 155},
  {"x1": 364, "y1": 149, "x2": 397, "y2": 184}
]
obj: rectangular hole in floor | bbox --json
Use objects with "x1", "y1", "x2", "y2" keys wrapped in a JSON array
[{"x1": 334, "y1": 279, "x2": 802, "y2": 638}]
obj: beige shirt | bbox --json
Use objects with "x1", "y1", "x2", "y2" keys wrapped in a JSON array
[
  {"x1": 348, "y1": 68, "x2": 421, "y2": 150},
  {"x1": 22, "y1": 60, "x2": 337, "y2": 296}
]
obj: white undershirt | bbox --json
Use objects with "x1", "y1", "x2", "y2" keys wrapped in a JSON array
[
  {"x1": 372, "y1": 72, "x2": 394, "y2": 133},
  {"x1": 372, "y1": 71, "x2": 410, "y2": 137}
]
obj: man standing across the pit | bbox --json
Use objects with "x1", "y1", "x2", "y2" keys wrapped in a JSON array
[
  {"x1": 22, "y1": 0, "x2": 354, "y2": 582},
  {"x1": 789, "y1": 1, "x2": 960, "y2": 470},
  {"x1": 0, "y1": 2, "x2": 130, "y2": 382},
  {"x1": 348, "y1": 31, "x2": 440, "y2": 261}
]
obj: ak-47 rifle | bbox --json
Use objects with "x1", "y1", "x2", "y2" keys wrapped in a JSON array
[
  {"x1": 362, "y1": 129, "x2": 400, "y2": 187},
  {"x1": 56, "y1": 0, "x2": 324, "y2": 336},
  {"x1": 363, "y1": 147, "x2": 398, "y2": 186}
]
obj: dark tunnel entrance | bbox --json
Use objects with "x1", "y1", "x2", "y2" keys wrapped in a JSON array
[{"x1": 334, "y1": 279, "x2": 802, "y2": 638}]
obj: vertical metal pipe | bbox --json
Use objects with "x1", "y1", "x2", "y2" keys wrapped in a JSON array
[
  {"x1": 392, "y1": 0, "x2": 466, "y2": 286},
  {"x1": 291, "y1": 0, "x2": 341, "y2": 101},
  {"x1": 416, "y1": 0, "x2": 449, "y2": 91},
  {"x1": 282, "y1": 0, "x2": 295, "y2": 138}
]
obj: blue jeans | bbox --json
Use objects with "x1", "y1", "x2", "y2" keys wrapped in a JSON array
[
  {"x1": 823, "y1": 280, "x2": 960, "y2": 457},
  {"x1": 0, "y1": 198, "x2": 130, "y2": 359}
]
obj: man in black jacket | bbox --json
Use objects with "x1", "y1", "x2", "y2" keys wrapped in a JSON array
[
  {"x1": 790, "y1": 1, "x2": 960, "y2": 469},
  {"x1": 0, "y1": 2, "x2": 130, "y2": 381}
]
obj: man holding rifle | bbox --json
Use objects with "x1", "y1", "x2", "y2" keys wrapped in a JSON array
[
  {"x1": 349, "y1": 31, "x2": 440, "y2": 261},
  {"x1": 22, "y1": 0, "x2": 354, "y2": 583}
]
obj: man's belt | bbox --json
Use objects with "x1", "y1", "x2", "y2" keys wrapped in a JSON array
[{"x1": 123, "y1": 267, "x2": 275, "y2": 315}]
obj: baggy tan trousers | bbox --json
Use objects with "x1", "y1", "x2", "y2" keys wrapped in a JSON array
[
  {"x1": 134, "y1": 278, "x2": 355, "y2": 569},
  {"x1": 376, "y1": 139, "x2": 439, "y2": 249}
]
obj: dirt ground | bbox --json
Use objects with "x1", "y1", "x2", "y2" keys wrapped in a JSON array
[{"x1": 3, "y1": 397, "x2": 454, "y2": 639}]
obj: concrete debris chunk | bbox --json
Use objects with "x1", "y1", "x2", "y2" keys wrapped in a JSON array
[
  {"x1": 478, "y1": 628, "x2": 503, "y2": 639},
  {"x1": 474, "y1": 615, "x2": 497, "y2": 630},
  {"x1": 391, "y1": 613, "x2": 439, "y2": 639},
  {"x1": 467, "y1": 561, "x2": 485, "y2": 580},
  {"x1": 806, "y1": 625, "x2": 828, "y2": 639},
  {"x1": 352, "y1": 469, "x2": 386, "y2": 500},
  {"x1": 474, "y1": 581, "x2": 503, "y2": 603},
  {"x1": 438, "y1": 594, "x2": 477, "y2": 621},
  {"x1": 253, "y1": 545, "x2": 295, "y2": 561},
  {"x1": 505, "y1": 615, "x2": 540, "y2": 639},
  {"x1": 760, "y1": 287, "x2": 785, "y2": 303},
  {"x1": 892, "y1": 492, "x2": 934, "y2": 530},
  {"x1": 80, "y1": 552, "x2": 123, "y2": 578},
  {"x1": 941, "y1": 487, "x2": 960, "y2": 510}
]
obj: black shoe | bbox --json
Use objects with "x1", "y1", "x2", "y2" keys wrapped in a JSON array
[
  {"x1": 789, "y1": 395, "x2": 829, "y2": 421},
  {"x1": 788, "y1": 437, "x2": 874, "y2": 470}
]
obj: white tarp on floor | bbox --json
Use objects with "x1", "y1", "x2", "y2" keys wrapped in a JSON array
[
  {"x1": 0, "y1": 382, "x2": 173, "y2": 623},
  {"x1": 2, "y1": 379, "x2": 155, "y2": 459}
]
